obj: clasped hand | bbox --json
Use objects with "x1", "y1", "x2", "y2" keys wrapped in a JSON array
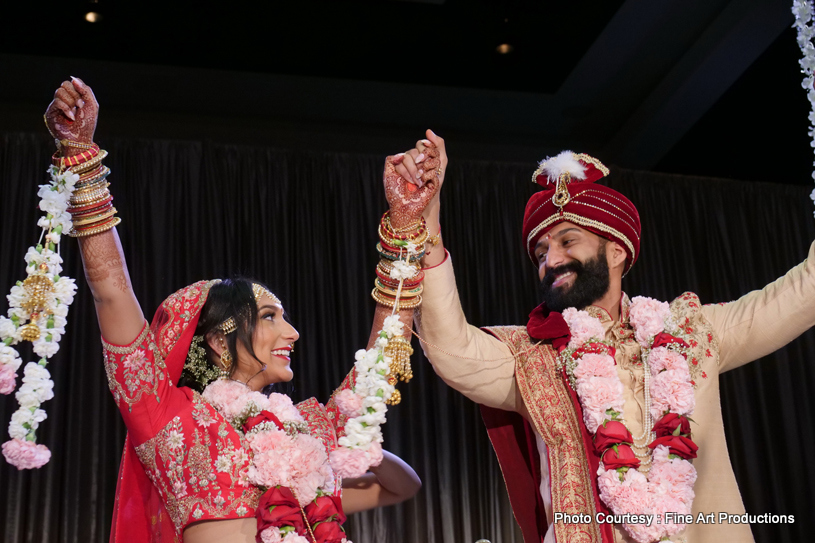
[
  {"x1": 383, "y1": 129, "x2": 447, "y2": 229},
  {"x1": 44, "y1": 77, "x2": 99, "y2": 146}
]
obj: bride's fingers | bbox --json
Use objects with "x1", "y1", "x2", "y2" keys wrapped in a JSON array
[
  {"x1": 51, "y1": 97, "x2": 75, "y2": 121},
  {"x1": 422, "y1": 156, "x2": 440, "y2": 175},
  {"x1": 60, "y1": 80, "x2": 81, "y2": 102},
  {"x1": 401, "y1": 153, "x2": 423, "y2": 184}
]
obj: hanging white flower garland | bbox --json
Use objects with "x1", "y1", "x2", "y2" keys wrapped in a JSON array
[
  {"x1": 792, "y1": 0, "x2": 815, "y2": 211},
  {"x1": 1, "y1": 166, "x2": 78, "y2": 469},
  {"x1": 328, "y1": 238, "x2": 420, "y2": 478}
]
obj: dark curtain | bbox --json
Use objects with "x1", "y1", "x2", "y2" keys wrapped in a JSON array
[{"x1": 1, "y1": 132, "x2": 813, "y2": 543}]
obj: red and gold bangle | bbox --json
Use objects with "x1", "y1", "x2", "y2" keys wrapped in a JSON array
[
  {"x1": 374, "y1": 280, "x2": 423, "y2": 299},
  {"x1": 70, "y1": 200, "x2": 113, "y2": 220},
  {"x1": 52, "y1": 142, "x2": 100, "y2": 166},
  {"x1": 381, "y1": 212, "x2": 424, "y2": 234},
  {"x1": 371, "y1": 288, "x2": 422, "y2": 309},
  {"x1": 70, "y1": 184, "x2": 110, "y2": 206},
  {"x1": 374, "y1": 280, "x2": 423, "y2": 297},
  {"x1": 71, "y1": 206, "x2": 117, "y2": 227},
  {"x1": 379, "y1": 221, "x2": 427, "y2": 243},
  {"x1": 381, "y1": 222, "x2": 426, "y2": 240},
  {"x1": 68, "y1": 195, "x2": 113, "y2": 215},
  {"x1": 69, "y1": 216, "x2": 121, "y2": 238},
  {"x1": 77, "y1": 165, "x2": 110, "y2": 186},
  {"x1": 380, "y1": 212, "x2": 423, "y2": 234},
  {"x1": 72, "y1": 177, "x2": 109, "y2": 196},
  {"x1": 375, "y1": 266, "x2": 423, "y2": 288},
  {"x1": 380, "y1": 213, "x2": 426, "y2": 236},
  {"x1": 58, "y1": 139, "x2": 96, "y2": 151},
  {"x1": 68, "y1": 150, "x2": 108, "y2": 175}
]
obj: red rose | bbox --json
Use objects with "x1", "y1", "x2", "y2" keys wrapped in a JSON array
[
  {"x1": 312, "y1": 520, "x2": 348, "y2": 543},
  {"x1": 304, "y1": 495, "x2": 346, "y2": 526},
  {"x1": 243, "y1": 410, "x2": 284, "y2": 434},
  {"x1": 648, "y1": 435, "x2": 698, "y2": 459},
  {"x1": 652, "y1": 332, "x2": 689, "y2": 350},
  {"x1": 652, "y1": 413, "x2": 691, "y2": 438},
  {"x1": 255, "y1": 486, "x2": 306, "y2": 540},
  {"x1": 601, "y1": 444, "x2": 640, "y2": 470},
  {"x1": 593, "y1": 421, "x2": 633, "y2": 454}
]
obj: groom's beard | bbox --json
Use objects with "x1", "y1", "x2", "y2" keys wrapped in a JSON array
[{"x1": 540, "y1": 246, "x2": 611, "y2": 313}]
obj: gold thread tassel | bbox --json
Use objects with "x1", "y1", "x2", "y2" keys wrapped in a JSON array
[{"x1": 384, "y1": 335, "x2": 414, "y2": 405}]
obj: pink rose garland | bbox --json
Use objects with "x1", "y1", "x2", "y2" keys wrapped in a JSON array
[
  {"x1": 202, "y1": 380, "x2": 337, "y2": 507},
  {"x1": 561, "y1": 298, "x2": 698, "y2": 543}
]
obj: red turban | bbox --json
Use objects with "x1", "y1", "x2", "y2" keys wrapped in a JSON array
[{"x1": 521, "y1": 151, "x2": 641, "y2": 274}]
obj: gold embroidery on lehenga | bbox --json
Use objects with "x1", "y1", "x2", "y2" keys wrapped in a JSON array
[
  {"x1": 103, "y1": 325, "x2": 165, "y2": 411},
  {"x1": 297, "y1": 398, "x2": 342, "y2": 493},
  {"x1": 134, "y1": 395, "x2": 262, "y2": 532}
]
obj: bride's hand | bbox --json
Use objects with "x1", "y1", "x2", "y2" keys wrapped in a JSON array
[
  {"x1": 44, "y1": 77, "x2": 99, "y2": 146},
  {"x1": 384, "y1": 130, "x2": 447, "y2": 229}
]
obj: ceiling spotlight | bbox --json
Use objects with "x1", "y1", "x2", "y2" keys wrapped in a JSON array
[
  {"x1": 496, "y1": 43, "x2": 513, "y2": 54},
  {"x1": 85, "y1": 11, "x2": 102, "y2": 23}
]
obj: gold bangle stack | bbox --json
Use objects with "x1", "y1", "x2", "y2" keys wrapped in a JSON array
[
  {"x1": 372, "y1": 211, "x2": 425, "y2": 311},
  {"x1": 58, "y1": 143, "x2": 120, "y2": 237},
  {"x1": 372, "y1": 211, "x2": 426, "y2": 405}
]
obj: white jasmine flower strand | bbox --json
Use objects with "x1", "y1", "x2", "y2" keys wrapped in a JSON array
[
  {"x1": 2, "y1": 165, "x2": 77, "y2": 470},
  {"x1": 793, "y1": 0, "x2": 815, "y2": 213}
]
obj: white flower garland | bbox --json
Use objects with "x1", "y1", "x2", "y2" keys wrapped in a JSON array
[
  {"x1": 792, "y1": 0, "x2": 815, "y2": 212},
  {"x1": 1, "y1": 166, "x2": 78, "y2": 469},
  {"x1": 328, "y1": 241, "x2": 420, "y2": 478}
]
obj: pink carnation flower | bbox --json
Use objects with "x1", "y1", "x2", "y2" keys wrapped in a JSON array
[
  {"x1": 202, "y1": 380, "x2": 247, "y2": 412},
  {"x1": 0, "y1": 364, "x2": 17, "y2": 395},
  {"x1": 267, "y1": 393, "x2": 302, "y2": 421},
  {"x1": 329, "y1": 446, "x2": 373, "y2": 478},
  {"x1": 563, "y1": 308, "x2": 606, "y2": 349},
  {"x1": 282, "y1": 534, "x2": 311, "y2": 543},
  {"x1": 649, "y1": 347, "x2": 688, "y2": 374},
  {"x1": 651, "y1": 370, "x2": 695, "y2": 417},
  {"x1": 629, "y1": 297, "x2": 671, "y2": 346},
  {"x1": 248, "y1": 431, "x2": 296, "y2": 487},
  {"x1": 2, "y1": 438, "x2": 51, "y2": 469},
  {"x1": 651, "y1": 495, "x2": 689, "y2": 537},
  {"x1": 576, "y1": 377, "x2": 624, "y2": 433},
  {"x1": 260, "y1": 527, "x2": 283, "y2": 543},
  {"x1": 365, "y1": 441, "x2": 384, "y2": 467},
  {"x1": 334, "y1": 389, "x2": 364, "y2": 417},
  {"x1": 573, "y1": 353, "x2": 617, "y2": 380}
]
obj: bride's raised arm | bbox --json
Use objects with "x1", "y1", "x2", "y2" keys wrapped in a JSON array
[{"x1": 44, "y1": 78, "x2": 144, "y2": 345}]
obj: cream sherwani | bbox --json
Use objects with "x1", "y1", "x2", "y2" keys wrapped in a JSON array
[{"x1": 415, "y1": 242, "x2": 815, "y2": 543}]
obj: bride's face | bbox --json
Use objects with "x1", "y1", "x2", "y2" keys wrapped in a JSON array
[{"x1": 235, "y1": 294, "x2": 299, "y2": 390}]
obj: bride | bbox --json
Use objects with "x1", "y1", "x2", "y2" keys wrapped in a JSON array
[{"x1": 43, "y1": 77, "x2": 422, "y2": 543}]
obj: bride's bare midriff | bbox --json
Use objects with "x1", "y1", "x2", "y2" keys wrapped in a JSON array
[{"x1": 183, "y1": 518, "x2": 257, "y2": 543}]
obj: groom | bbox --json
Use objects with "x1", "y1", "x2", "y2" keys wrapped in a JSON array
[{"x1": 387, "y1": 132, "x2": 815, "y2": 543}]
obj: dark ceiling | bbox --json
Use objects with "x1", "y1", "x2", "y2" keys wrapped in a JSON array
[
  {"x1": 1, "y1": 0, "x2": 813, "y2": 185},
  {"x1": 0, "y1": 0, "x2": 625, "y2": 94}
]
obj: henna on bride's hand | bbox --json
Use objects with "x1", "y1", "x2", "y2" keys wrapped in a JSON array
[
  {"x1": 384, "y1": 159, "x2": 438, "y2": 229},
  {"x1": 79, "y1": 234, "x2": 130, "y2": 296},
  {"x1": 45, "y1": 78, "x2": 99, "y2": 147}
]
